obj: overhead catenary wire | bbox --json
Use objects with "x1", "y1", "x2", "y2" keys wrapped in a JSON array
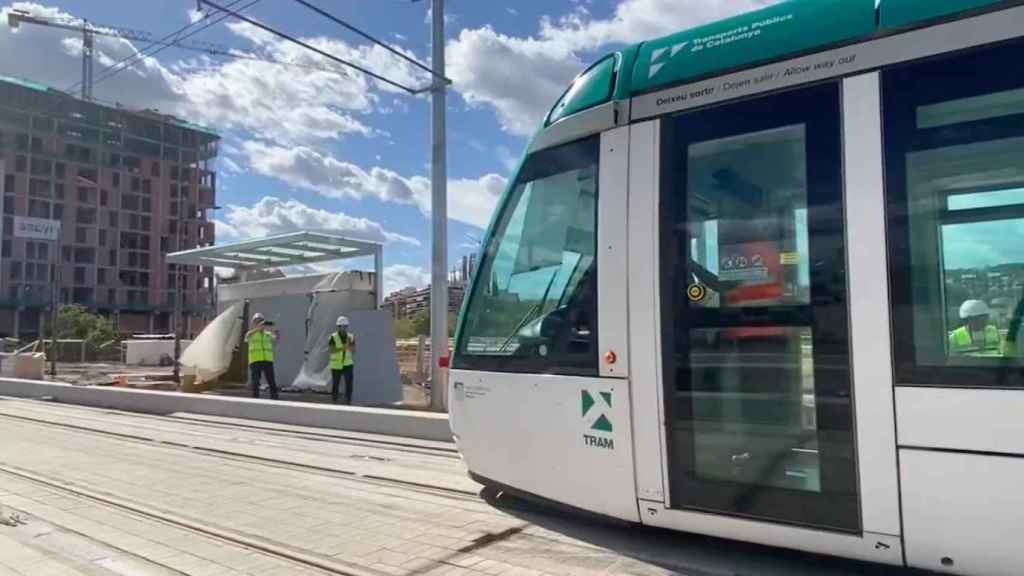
[
  {"x1": 198, "y1": 0, "x2": 426, "y2": 94},
  {"x1": 73, "y1": 0, "x2": 257, "y2": 92},
  {"x1": 290, "y1": 0, "x2": 447, "y2": 83}
]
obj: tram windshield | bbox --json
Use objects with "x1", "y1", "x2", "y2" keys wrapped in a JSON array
[{"x1": 454, "y1": 137, "x2": 599, "y2": 375}]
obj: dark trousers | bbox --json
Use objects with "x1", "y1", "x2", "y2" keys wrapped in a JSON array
[
  {"x1": 331, "y1": 366, "x2": 354, "y2": 404},
  {"x1": 250, "y1": 361, "x2": 278, "y2": 400}
]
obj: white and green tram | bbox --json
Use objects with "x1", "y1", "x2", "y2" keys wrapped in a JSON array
[{"x1": 449, "y1": 1, "x2": 1024, "y2": 574}]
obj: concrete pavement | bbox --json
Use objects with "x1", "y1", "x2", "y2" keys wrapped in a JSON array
[{"x1": 0, "y1": 397, "x2": 925, "y2": 576}]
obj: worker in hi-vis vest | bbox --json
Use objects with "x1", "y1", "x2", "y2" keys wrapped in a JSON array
[
  {"x1": 244, "y1": 312, "x2": 280, "y2": 399},
  {"x1": 328, "y1": 315, "x2": 356, "y2": 404},
  {"x1": 949, "y1": 299, "x2": 1001, "y2": 357}
]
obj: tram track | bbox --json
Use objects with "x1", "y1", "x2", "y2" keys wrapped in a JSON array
[
  {"x1": 0, "y1": 410, "x2": 481, "y2": 503},
  {"x1": 0, "y1": 464, "x2": 385, "y2": 576}
]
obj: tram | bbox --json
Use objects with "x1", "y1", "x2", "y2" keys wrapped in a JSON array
[{"x1": 448, "y1": 1, "x2": 1024, "y2": 574}]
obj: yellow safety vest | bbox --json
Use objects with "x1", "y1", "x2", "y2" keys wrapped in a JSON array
[
  {"x1": 248, "y1": 330, "x2": 275, "y2": 364},
  {"x1": 330, "y1": 332, "x2": 354, "y2": 369},
  {"x1": 948, "y1": 325, "x2": 1000, "y2": 355}
]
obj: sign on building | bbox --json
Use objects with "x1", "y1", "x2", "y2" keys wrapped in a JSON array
[{"x1": 13, "y1": 216, "x2": 61, "y2": 241}]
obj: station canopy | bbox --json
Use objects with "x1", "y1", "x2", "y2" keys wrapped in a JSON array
[{"x1": 166, "y1": 231, "x2": 382, "y2": 271}]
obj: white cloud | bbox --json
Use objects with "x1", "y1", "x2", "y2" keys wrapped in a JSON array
[
  {"x1": 0, "y1": 4, "x2": 429, "y2": 146},
  {"x1": 242, "y1": 141, "x2": 506, "y2": 229},
  {"x1": 384, "y1": 264, "x2": 430, "y2": 295},
  {"x1": 187, "y1": 8, "x2": 204, "y2": 24},
  {"x1": 219, "y1": 156, "x2": 243, "y2": 174},
  {"x1": 1, "y1": 3, "x2": 185, "y2": 111},
  {"x1": 447, "y1": 0, "x2": 779, "y2": 135},
  {"x1": 447, "y1": 26, "x2": 582, "y2": 136},
  {"x1": 217, "y1": 196, "x2": 420, "y2": 246}
]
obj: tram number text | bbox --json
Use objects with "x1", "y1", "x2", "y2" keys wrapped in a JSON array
[{"x1": 583, "y1": 434, "x2": 614, "y2": 450}]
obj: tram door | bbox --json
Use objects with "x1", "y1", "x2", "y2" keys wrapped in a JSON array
[{"x1": 659, "y1": 83, "x2": 860, "y2": 531}]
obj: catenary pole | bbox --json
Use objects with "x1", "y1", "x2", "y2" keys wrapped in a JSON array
[{"x1": 429, "y1": 0, "x2": 447, "y2": 412}]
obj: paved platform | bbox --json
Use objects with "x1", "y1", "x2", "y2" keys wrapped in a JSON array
[{"x1": 0, "y1": 397, "x2": 929, "y2": 576}]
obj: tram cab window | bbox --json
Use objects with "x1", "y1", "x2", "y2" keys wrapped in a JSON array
[
  {"x1": 885, "y1": 40, "x2": 1024, "y2": 387},
  {"x1": 454, "y1": 137, "x2": 599, "y2": 375}
]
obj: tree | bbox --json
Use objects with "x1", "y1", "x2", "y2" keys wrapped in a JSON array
[
  {"x1": 54, "y1": 304, "x2": 119, "y2": 358},
  {"x1": 406, "y1": 311, "x2": 457, "y2": 338}
]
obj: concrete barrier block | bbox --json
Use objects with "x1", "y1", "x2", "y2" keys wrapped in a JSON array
[{"x1": 0, "y1": 378, "x2": 453, "y2": 442}]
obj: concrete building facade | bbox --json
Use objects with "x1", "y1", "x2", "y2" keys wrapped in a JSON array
[{"x1": 0, "y1": 75, "x2": 218, "y2": 339}]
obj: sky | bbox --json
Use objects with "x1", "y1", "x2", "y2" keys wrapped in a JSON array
[{"x1": 0, "y1": 0, "x2": 777, "y2": 295}]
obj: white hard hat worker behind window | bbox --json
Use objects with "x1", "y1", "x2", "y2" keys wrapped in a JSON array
[
  {"x1": 950, "y1": 299, "x2": 1000, "y2": 355},
  {"x1": 960, "y1": 299, "x2": 991, "y2": 320},
  {"x1": 336, "y1": 316, "x2": 350, "y2": 327},
  {"x1": 252, "y1": 312, "x2": 265, "y2": 324}
]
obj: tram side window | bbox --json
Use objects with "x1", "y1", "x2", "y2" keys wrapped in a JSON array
[
  {"x1": 454, "y1": 137, "x2": 599, "y2": 376},
  {"x1": 884, "y1": 41, "x2": 1024, "y2": 387}
]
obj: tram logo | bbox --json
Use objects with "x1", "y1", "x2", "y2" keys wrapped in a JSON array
[
  {"x1": 581, "y1": 390, "x2": 614, "y2": 450},
  {"x1": 648, "y1": 41, "x2": 689, "y2": 79}
]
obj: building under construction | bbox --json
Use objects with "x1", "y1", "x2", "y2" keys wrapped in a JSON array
[{"x1": 0, "y1": 74, "x2": 219, "y2": 339}]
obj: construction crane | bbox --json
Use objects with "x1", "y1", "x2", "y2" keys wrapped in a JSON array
[{"x1": 6, "y1": 9, "x2": 346, "y2": 101}]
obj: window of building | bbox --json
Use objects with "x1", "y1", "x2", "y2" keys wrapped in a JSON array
[
  {"x1": 141, "y1": 197, "x2": 151, "y2": 213},
  {"x1": 1, "y1": 239, "x2": 10, "y2": 258},
  {"x1": 170, "y1": 165, "x2": 179, "y2": 181},
  {"x1": 77, "y1": 187, "x2": 92, "y2": 203},
  {"x1": 74, "y1": 267, "x2": 86, "y2": 285},
  {"x1": 29, "y1": 179, "x2": 51, "y2": 198},
  {"x1": 112, "y1": 172, "x2": 121, "y2": 188},
  {"x1": 2, "y1": 200, "x2": 12, "y2": 215},
  {"x1": 28, "y1": 199, "x2": 50, "y2": 219},
  {"x1": 142, "y1": 179, "x2": 151, "y2": 195},
  {"x1": 74, "y1": 248, "x2": 95, "y2": 265},
  {"x1": 108, "y1": 211, "x2": 118, "y2": 228},
  {"x1": 52, "y1": 204, "x2": 63, "y2": 220},
  {"x1": 885, "y1": 39, "x2": 1024, "y2": 388},
  {"x1": 455, "y1": 136, "x2": 599, "y2": 375},
  {"x1": 75, "y1": 227, "x2": 87, "y2": 244},
  {"x1": 15, "y1": 133, "x2": 28, "y2": 151},
  {"x1": 151, "y1": 163, "x2": 161, "y2": 178},
  {"x1": 10, "y1": 261, "x2": 21, "y2": 280},
  {"x1": 25, "y1": 242, "x2": 35, "y2": 260},
  {"x1": 76, "y1": 207, "x2": 96, "y2": 225},
  {"x1": 100, "y1": 189, "x2": 108, "y2": 207},
  {"x1": 3, "y1": 174, "x2": 13, "y2": 193},
  {"x1": 15, "y1": 155, "x2": 26, "y2": 172},
  {"x1": 131, "y1": 177, "x2": 140, "y2": 192},
  {"x1": 98, "y1": 268, "x2": 106, "y2": 285},
  {"x1": 55, "y1": 162, "x2": 66, "y2": 180},
  {"x1": 37, "y1": 243, "x2": 48, "y2": 261},
  {"x1": 99, "y1": 228, "x2": 107, "y2": 246},
  {"x1": 30, "y1": 158, "x2": 51, "y2": 176}
]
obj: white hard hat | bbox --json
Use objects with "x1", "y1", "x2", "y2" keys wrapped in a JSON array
[
  {"x1": 336, "y1": 315, "x2": 350, "y2": 327},
  {"x1": 960, "y1": 300, "x2": 990, "y2": 319},
  {"x1": 252, "y1": 312, "x2": 265, "y2": 323}
]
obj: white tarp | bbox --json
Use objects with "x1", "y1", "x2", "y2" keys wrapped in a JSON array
[
  {"x1": 180, "y1": 302, "x2": 243, "y2": 383},
  {"x1": 216, "y1": 272, "x2": 402, "y2": 405}
]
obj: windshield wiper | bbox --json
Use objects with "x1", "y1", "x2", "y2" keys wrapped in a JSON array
[{"x1": 497, "y1": 267, "x2": 561, "y2": 353}]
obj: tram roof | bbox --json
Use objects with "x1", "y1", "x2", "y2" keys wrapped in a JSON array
[{"x1": 545, "y1": 0, "x2": 1013, "y2": 128}]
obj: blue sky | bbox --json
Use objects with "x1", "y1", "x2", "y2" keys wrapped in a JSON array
[{"x1": 0, "y1": 0, "x2": 776, "y2": 293}]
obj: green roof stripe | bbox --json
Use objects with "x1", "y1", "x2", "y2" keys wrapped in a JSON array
[
  {"x1": 630, "y1": 0, "x2": 876, "y2": 95},
  {"x1": 0, "y1": 74, "x2": 50, "y2": 93}
]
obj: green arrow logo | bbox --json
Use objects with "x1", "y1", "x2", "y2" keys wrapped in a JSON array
[{"x1": 581, "y1": 390, "x2": 613, "y2": 433}]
